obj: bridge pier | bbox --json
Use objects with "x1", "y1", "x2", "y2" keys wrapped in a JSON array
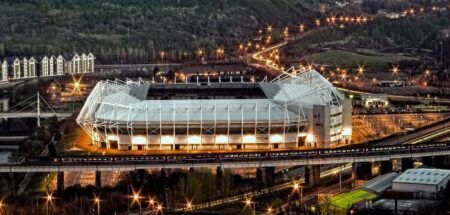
[
  {"x1": 264, "y1": 167, "x2": 275, "y2": 186},
  {"x1": 9, "y1": 173, "x2": 16, "y2": 195},
  {"x1": 95, "y1": 171, "x2": 101, "y2": 189},
  {"x1": 434, "y1": 156, "x2": 450, "y2": 168},
  {"x1": 420, "y1": 156, "x2": 450, "y2": 169},
  {"x1": 256, "y1": 168, "x2": 263, "y2": 188},
  {"x1": 305, "y1": 165, "x2": 320, "y2": 187},
  {"x1": 57, "y1": 171, "x2": 64, "y2": 196},
  {"x1": 353, "y1": 163, "x2": 372, "y2": 180},
  {"x1": 136, "y1": 169, "x2": 147, "y2": 183},
  {"x1": 216, "y1": 166, "x2": 223, "y2": 192},
  {"x1": 401, "y1": 158, "x2": 414, "y2": 171},
  {"x1": 380, "y1": 160, "x2": 393, "y2": 174},
  {"x1": 256, "y1": 167, "x2": 275, "y2": 187},
  {"x1": 422, "y1": 156, "x2": 434, "y2": 167}
]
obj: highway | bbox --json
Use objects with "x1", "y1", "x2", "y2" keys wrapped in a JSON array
[
  {"x1": 1, "y1": 141, "x2": 449, "y2": 172},
  {"x1": 375, "y1": 119, "x2": 449, "y2": 146}
]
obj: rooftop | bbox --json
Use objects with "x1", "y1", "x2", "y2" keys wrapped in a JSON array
[
  {"x1": 393, "y1": 168, "x2": 450, "y2": 185},
  {"x1": 78, "y1": 68, "x2": 344, "y2": 125},
  {"x1": 362, "y1": 172, "x2": 399, "y2": 193}
]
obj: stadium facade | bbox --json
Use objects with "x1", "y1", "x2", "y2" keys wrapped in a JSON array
[{"x1": 77, "y1": 68, "x2": 352, "y2": 151}]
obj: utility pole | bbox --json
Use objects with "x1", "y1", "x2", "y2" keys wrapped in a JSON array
[{"x1": 37, "y1": 91, "x2": 41, "y2": 127}]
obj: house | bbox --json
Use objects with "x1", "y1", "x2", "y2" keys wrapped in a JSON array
[
  {"x1": 81, "y1": 53, "x2": 87, "y2": 73},
  {"x1": 87, "y1": 52, "x2": 95, "y2": 73},
  {"x1": 0, "y1": 52, "x2": 95, "y2": 79},
  {"x1": 49, "y1": 55, "x2": 56, "y2": 76},
  {"x1": 13, "y1": 57, "x2": 21, "y2": 79},
  {"x1": 22, "y1": 57, "x2": 29, "y2": 78},
  {"x1": 64, "y1": 52, "x2": 80, "y2": 74},
  {"x1": 41, "y1": 56, "x2": 49, "y2": 76},
  {"x1": 29, "y1": 57, "x2": 37, "y2": 77},
  {"x1": 1, "y1": 59, "x2": 8, "y2": 81},
  {"x1": 56, "y1": 55, "x2": 65, "y2": 75}
]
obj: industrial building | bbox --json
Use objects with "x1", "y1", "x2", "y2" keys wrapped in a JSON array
[
  {"x1": 77, "y1": 68, "x2": 352, "y2": 151},
  {"x1": 392, "y1": 168, "x2": 450, "y2": 199}
]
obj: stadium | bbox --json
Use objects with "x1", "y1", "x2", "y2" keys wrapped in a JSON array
[{"x1": 77, "y1": 67, "x2": 352, "y2": 151}]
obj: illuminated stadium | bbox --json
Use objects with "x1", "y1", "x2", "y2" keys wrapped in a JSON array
[{"x1": 77, "y1": 67, "x2": 352, "y2": 151}]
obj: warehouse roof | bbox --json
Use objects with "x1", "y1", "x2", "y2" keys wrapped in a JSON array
[
  {"x1": 393, "y1": 168, "x2": 450, "y2": 185},
  {"x1": 362, "y1": 172, "x2": 399, "y2": 193}
]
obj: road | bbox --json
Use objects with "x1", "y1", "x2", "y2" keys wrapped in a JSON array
[
  {"x1": 377, "y1": 119, "x2": 449, "y2": 146},
  {"x1": 352, "y1": 113, "x2": 448, "y2": 143}
]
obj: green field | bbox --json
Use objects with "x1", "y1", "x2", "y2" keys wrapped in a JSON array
[
  {"x1": 303, "y1": 49, "x2": 417, "y2": 69},
  {"x1": 330, "y1": 189, "x2": 378, "y2": 211}
]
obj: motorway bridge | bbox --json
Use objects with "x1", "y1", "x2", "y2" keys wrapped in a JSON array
[{"x1": 1, "y1": 142, "x2": 449, "y2": 172}]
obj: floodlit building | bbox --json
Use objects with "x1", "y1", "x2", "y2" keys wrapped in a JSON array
[
  {"x1": 77, "y1": 68, "x2": 352, "y2": 150},
  {"x1": 360, "y1": 94, "x2": 389, "y2": 109},
  {"x1": 392, "y1": 168, "x2": 450, "y2": 199}
]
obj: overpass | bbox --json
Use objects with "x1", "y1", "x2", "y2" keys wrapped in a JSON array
[{"x1": 1, "y1": 142, "x2": 449, "y2": 172}]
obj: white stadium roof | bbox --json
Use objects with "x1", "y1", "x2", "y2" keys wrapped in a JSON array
[{"x1": 77, "y1": 68, "x2": 344, "y2": 128}]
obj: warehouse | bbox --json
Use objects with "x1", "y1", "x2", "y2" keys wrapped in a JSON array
[{"x1": 392, "y1": 168, "x2": 450, "y2": 199}]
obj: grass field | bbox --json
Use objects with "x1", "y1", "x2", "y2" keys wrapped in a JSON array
[
  {"x1": 303, "y1": 49, "x2": 417, "y2": 69},
  {"x1": 330, "y1": 189, "x2": 378, "y2": 210}
]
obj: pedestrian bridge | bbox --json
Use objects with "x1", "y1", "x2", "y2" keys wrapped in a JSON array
[
  {"x1": 1, "y1": 142, "x2": 449, "y2": 172},
  {"x1": 0, "y1": 112, "x2": 72, "y2": 119}
]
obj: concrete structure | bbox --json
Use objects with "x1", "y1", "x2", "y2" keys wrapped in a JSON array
[
  {"x1": 77, "y1": 68, "x2": 352, "y2": 151},
  {"x1": 392, "y1": 168, "x2": 450, "y2": 198},
  {"x1": 1, "y1": 142, "x2": 449, "y2": 172}
]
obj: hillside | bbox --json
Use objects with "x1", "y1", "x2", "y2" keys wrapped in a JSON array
[{"x1": 0, "y1": 0, "x2": 321, "y2": 63}]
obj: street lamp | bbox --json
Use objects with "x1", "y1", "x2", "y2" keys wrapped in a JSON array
[
  {"x1": 267, "y1": 25, "x2": 272, "y2": 33},
  {"x1": 216, "y1": 48, "x2": 224, "y2": 60},
  {"x1": 147, "y1": 197, "x2": 155, "y2": 208},
  {"x1": 267, "y1": 206, "x2": 273, "y2": 214},
  {"x1": 186, "y1": 199, "x2": 193, "y2": 211},
  {"x1": 157, "y1": 204, "x2": 163, "y2": 214},
  {"x1": 94, "y1": 197, "x2": 100, "y2": 215},
  {"x1": 0, "y1": 200, "x2": 4, "y2": 214},
  {"x1": 299, "y1": 24, "x2": 305, "y2": 33},
  {"x1": 391, "y1": 65, "x2": 399, "y2": 75},
  {"x1": 293, "y1": 182, "x2": 303, "y2": 205},
  {"x1": 358, "y1": 66, "x2": 364, "y2": 75},
  {"x1": 45, "y1": 193, "x2": 53, "y2": 215},
  {"x1": 132, "y1": 191, "x2": 142, "y2": 213},
  {"x1": 244, "y1": 198, "x2": 256, "y2": 215}
]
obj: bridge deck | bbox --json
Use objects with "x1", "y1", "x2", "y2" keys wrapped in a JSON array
[{"x1": 1, "y1": 142, "x2": 448, "y2": 172}]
